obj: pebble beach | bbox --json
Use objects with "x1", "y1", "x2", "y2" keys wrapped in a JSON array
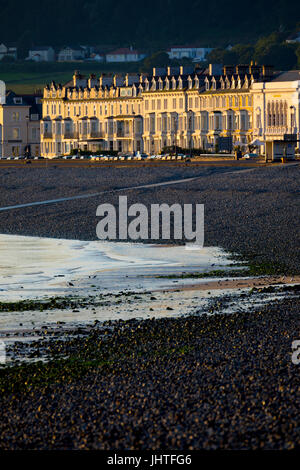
[{"x1": 0, "y1": 162, "x2": 299, "y2": 450}]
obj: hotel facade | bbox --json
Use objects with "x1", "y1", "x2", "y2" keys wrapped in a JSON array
[{"x1": 40, "y1": 65, "x2": 300, "y2": 158}]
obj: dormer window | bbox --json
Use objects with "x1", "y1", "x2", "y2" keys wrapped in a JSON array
[
  {"x1": 151, "y1": 78, "x2": 157, "y2": 91},
  {"x1": 172, "y1": 77, "x2": 176, "y2": 90},
  {"x1": 13, "y1": 97, "x2": 22, "y2": 104},
  {"x1": 205, "y1": 79, "x2": 210, "y2": 91},
  {"x1": 194, "y1": 77, "x2": 199, "y2": 89},
  {"x1": 165, "y1": 78, "x2": 169, "y2": 90},
  {"x1": 188, "y1": 77, "x2": 192, "y2": 89},
  {"x1": 158, "y1": 78, "x2": 163, "y2": 90},
  {"x1": 212, "y1": 78, "x2": 216, "y2": 90}
]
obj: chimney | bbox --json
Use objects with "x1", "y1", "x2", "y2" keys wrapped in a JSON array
[
  {"x1": 209, "y1": 64, "x2": 223, "y2": 76},
  {"x1": 100, "y1": 73, "x2": 113, "y2": 87},
  {"x1": 167, "y1": 66, "x2": 180, "y2": 76},
  {"x1": 113, "y1": 74, "x2": 124, "y2": 87},
  {"x1": 153, "y1": 67, "x2": 166, "y2": 77},
  {"x1": 262, "y1": 65, "x2": 274, "y2": 80},
  {"x1": 88, "y1": 73, "x2": 97, "y2": 89},
  {"x1": 180, "y1": 65, "x2": 194, "y2": 75},
  {"x1": 223, "y1": 65, "x2": 235, "y2": 76},
  {"x1": 126, "y1": 73, "x2": 139, "y2": 86},
  {"x1": 235, "y1": 65, "x2": 250, "y2": 75},
  {"x1": 73, "y1": 70, "x2": 80, "y2": 87},
  {"x1": 73, "y1": 70, "x2": 87, "y2": 88}
]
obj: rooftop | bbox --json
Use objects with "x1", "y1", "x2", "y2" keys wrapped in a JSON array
[
  {"x1": 107, "y1": 48, "x2": 141, "y2": 55},
  {"x1": 272, "y1": 70, "x2": 300, "y2": 82}
]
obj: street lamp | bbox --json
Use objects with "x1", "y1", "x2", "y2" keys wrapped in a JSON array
[
  {"x1": 188, "y1": 110, "x2": 193, "y2": 158},
  {"x1": 76, "y1": 114, "x2": 80, "y2": 156},
  {"x1": 25, "y1": 115, "x2": 30, "y2": 159},
  {"x1": 173, "y1": 114, "x2": 178, "y2": 157}
]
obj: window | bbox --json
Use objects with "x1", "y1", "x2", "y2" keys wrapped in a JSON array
[
  {"x1": 145, "y1": 100, "x2": 149, "y2": 111},
  {"x1": 12, "y1": 128, "x2": 20, "y2": 140},
  {"x1": 13, "y1": 97, "x2": 22, "y2": 104},
  {"x1": 32, "y1": 128, "x2": 38, "y2": 140},
  {"x1": 179, "y1": 98, "x2": 183, "y2": 109},
  {"x1": 157, "y1": 99, "x2": 161, "y2": 110},
  {"x1": 164, "y1": 99, "x2": 167, "y2": 110},
  {"x1": 173, "y1": 98, "x2": 176, "y2": 109},
  {"x1": 151, "y1": 100, "x2": 155, "y2": 111},
  {"x1": 12, "y1": 112, "x2": 20, "y2": 121}
]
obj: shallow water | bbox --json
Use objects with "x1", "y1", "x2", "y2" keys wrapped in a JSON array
[
  {"x1": 0, "y1": 234, "x2": 235, "y2": 301},
  {"x1": 0, "y1": 234, "x2": 296, "y2": 365}
]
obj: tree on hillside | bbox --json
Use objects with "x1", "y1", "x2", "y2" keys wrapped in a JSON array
[
  {"x1": 206, "y1": 48, "x2": 238, "y2": 65},
  {"x1": 140, "y1": 52, "x2": 171, "y2": 73},
  {"x1": 295, "y1": 45, "x2": 300, "y2": 69},
  {"x1": 255, "y1": 43, "x2": 297, "y2": 70},
  {"x1": 231, "y1": 44, "x2": 255, "y2": 63}
]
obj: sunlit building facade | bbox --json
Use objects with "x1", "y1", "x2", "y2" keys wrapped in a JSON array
[{"x1": 41, "y1": 64, "x2": 274, "y2": 157}]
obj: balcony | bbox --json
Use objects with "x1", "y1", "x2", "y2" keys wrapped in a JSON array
[
  {"x1": 89, "y1": 131, "x2": 104, "y2": 138},
  {"x1": 63, "y1": 132, "x2": 78, "y2": 139},
  {"x1": 266, "y1": 126, "x2": 289, "y2": 135},
  {"x1": 42, "y1": 132, "x2": 53, "y2": 139}
]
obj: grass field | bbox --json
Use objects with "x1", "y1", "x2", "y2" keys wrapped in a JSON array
[{"x1": 0, "y1": 62, "x2": 141, "y2": 94}]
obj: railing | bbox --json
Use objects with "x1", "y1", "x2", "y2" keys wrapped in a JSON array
[
  {"x1": 89, "y1": 131, "x2": 104, "y2": 138},
  {"x1": 63, "y1": 132, "x2": 79, "y2": 139},
  {"x1": 266, "y1": 126, "x2": 289, "y2": 134},
  {"x1": 42, "y1": 132, "x2": 53, "y2": 139},
  {"x1": 117, "y1": 131, "x2": 132, "y2": 137}
]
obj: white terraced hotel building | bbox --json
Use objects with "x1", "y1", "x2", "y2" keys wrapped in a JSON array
[{"x1": 40, "y1": 65, "x2": 300, "y2": 158}]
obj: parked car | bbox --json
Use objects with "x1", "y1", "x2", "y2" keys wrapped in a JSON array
[{"x1": 242, "y1": 153, "x2": 258, "y2": 159}]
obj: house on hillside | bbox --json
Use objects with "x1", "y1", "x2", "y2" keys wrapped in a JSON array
[
  {"x1": 27, "y1": 46, "x2": 55, "y2": 62},
  {"x1": 58, "y1": 46, "x2": 86, "y2": 62},
  {"x1": 0, "y1": 43, "x2": 17, "y2": 60},
  {"x1": 167, "y1": 45, "x2": 212, "y2": 62},
  {"x1": 106, "y1": 47, "x2": 146, "y2": 62},
  {"x1": 286, "y1": 32, "x2": 300, "y2": 44}
]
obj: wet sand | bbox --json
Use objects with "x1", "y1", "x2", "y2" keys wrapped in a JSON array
[{"x1": 166, "y1": 275, "x2": 300, "y2": 292}]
